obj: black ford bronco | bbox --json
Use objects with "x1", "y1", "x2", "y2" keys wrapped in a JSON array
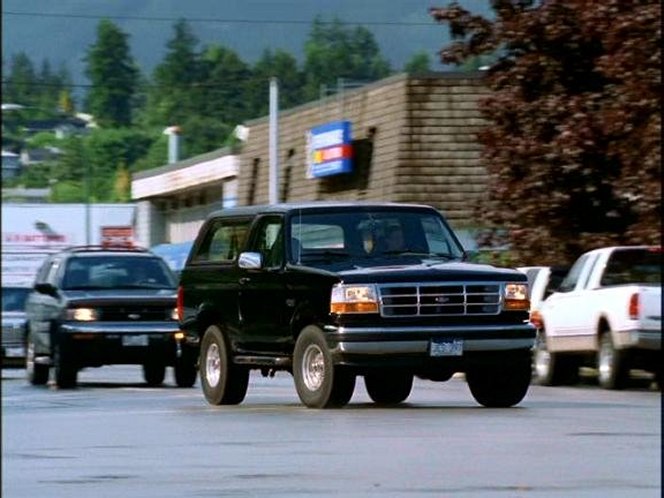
[{"x1": 178, "y1": 202, "x2": 535, "y2": 408}]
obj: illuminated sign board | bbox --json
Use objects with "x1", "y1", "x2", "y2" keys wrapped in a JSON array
[{"x1": 306, "y1": 121, "x2": 353, "y2": 179}]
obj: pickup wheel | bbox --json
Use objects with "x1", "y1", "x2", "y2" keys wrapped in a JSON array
[
  {"x1": 26, "y1": 332, "x2": 49, "y2": 386},
  {"x1": 364, "y1": 370, "x2": 413, "y2": 405},
  {"x1": 143, "y1": 361, "x2": 166, "y2": 386},
  {"x1": 466, "y1": 353, "x2": 531, "y2": 408},
  {"x1": 54, "y1": 341, "x2": 78, "y2": 389},
  {"x1": 533, "y1": 329, "x2": 579, "y2": 386},
  {"x1": 173, "y1": 358, "x2": 197, "y2": 388},
  {"x1": 597, "y1": 333, "x2": 628, "y2": 390},
  {"x1": 200, "y1": 325, "x2": 249, "y2": 405},
  {"x1": 293, "y1": 326, "x2": 355, "y2": 408}
]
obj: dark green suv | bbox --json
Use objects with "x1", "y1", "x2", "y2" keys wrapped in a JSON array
[
  {"x1": 178, "y1": 202, "x2": 535, "y2": 408},
  {"x1": 25, "y1": 246, "x2": 198, "y2": 388}
]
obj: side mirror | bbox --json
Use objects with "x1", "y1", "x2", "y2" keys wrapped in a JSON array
[
  {"x1": 238, "y1": 252, "x2": 263, "y2": 270},
  {"x1": 34, "y1": 282, "x2": 57, "y2": 296}
]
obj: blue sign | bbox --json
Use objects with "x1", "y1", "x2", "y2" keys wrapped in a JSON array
[{"x1": 306, "y1": 121, "x2": 353, "y2": 179}]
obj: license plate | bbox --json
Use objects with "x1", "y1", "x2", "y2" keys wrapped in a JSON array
[
  {"x1": 5, "y1": 346, "x2": 25, "y2": 357},
  {"x1": 430, "y1": 339, "x2": 463, "y2": 357},
  {"x1": 122, "y1": 335, "x2": 148, "y2": 347}
]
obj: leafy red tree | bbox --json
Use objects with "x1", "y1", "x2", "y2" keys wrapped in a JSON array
[{"x1": 430, "y1": 1, "x2": 661, "y2": 265}]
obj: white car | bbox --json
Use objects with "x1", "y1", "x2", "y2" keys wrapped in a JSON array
[
  {"x1": 518, "y1": 266, "x2": 570, "y2": 312},
  {"x1": 531, "y1": 246, "x2": 661, "y2": 389}
]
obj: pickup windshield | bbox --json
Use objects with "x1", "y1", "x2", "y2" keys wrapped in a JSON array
[{"x1": 288, "y1": 208, "x2": 464, "y2": 267}]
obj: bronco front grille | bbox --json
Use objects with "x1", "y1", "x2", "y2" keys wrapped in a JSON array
[{"x1": 378, "y1": 283, "x2": 502, "y2": 317}]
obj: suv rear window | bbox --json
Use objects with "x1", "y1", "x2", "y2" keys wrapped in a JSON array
[{"x1": 192, "y1": 219, "x2": 252, "y2": 263}]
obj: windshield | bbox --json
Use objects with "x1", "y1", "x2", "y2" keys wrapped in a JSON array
[
  {"x1": 2, "y1": 287, "x2": 31, "y2": 312},
  {"x1": 63, "y1": 256, "x2": 177, "y2": 290},
  {"x1": 288, "y1": 209, "x2": 464, "y2": 268}
]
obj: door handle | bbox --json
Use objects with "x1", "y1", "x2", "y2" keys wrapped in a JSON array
[{"x1": 239, "y1": 277, "x2": 251, "y2": 285}]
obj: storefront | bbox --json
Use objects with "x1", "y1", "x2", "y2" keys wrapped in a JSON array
[{"x1": 131, "y1": 71, "x2": 488, "y2": 253}]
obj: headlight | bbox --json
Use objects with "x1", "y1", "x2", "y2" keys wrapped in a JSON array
[
  {"x1": 66, "y1": 308, "x2": 99, "y2": 321},
  {"x1": 330, "y1": 284, "x2": 379, "y2": 314},
  {"x1": 503, "y1": 283, "x2": 530, "y2": 311}
]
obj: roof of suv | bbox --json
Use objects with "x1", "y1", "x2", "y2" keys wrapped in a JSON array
[{"x1": 206, "y1": 201, "x2": 438, "y2": 220}]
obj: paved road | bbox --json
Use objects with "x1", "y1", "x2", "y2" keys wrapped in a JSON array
[{"x1": 1, "y1": 366, "x2": 661, "y2": 497}]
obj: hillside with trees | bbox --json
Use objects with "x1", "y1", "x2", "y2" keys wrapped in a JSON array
[{"x1": 2, "y1": 18, "x2": 417, "y2": 202}]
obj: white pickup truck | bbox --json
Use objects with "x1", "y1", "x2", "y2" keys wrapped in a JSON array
[{"x1": 532, "y1": 245, "x2": 661, "y2": 389}]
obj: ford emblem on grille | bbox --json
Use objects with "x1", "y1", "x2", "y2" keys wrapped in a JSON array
[
  {"x1": 435, "y1": 296, "x2": 450, "y2": 303},
  {"x1": 128, "y1": 313, "x2": 141, "y2": 320}
]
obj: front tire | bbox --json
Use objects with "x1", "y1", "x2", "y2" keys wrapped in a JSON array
[
  {"x1": 533, "y1": 329, "x2": 579, "y2": 386},
  {"x1": 364, "y1": 370, "x2": 413, "y2": 405},
  {"x1": 26, "y1": 333, "x2": 49, "y2": 386},
  {"x1": 466, "y1": 352, "x2": 532, "y2": 408},
  {"x1": 199, "y1": 325, "x2": 249, "y2": 405},
  {"x1": 293, "y1": 326, "x2": 355, "y2": 408},
  {"x1": 54, "y1": 340, "x2": 78, "y2": 389},
  {"x1": 597, "y1": 333, "x2": 628, "y2": 390}
]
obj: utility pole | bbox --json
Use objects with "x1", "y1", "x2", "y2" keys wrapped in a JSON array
[{"x1": 269, "y1": 77, "x2": 279, "y2": 205}]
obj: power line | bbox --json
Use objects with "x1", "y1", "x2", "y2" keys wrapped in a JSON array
[{"x1": 3, "y1": 10, "x2": 440, "y2": 27}]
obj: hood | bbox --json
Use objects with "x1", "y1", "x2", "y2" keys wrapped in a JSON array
[
  {"x1": 62, "y1": 288, "x2": 176, "y2": 305},
  {"x1": 335, "y1": 261, "x2": 526, "y2": 284}
]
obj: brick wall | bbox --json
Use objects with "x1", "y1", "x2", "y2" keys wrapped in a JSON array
[{"x1": 237, "y1": 72, "x2": 488, "y2": 228}]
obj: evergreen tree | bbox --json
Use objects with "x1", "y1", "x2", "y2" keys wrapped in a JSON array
[
  {"x1": 404, "y1": 51, "x2": 432, "y2": 73},
  {"x1": 200, "y1": 45, "x2": 251, "y2": 126},
  {"x1": 247, "y1": 49, "x2": 304, "y2": 118},
  {"x1": 4, "y1": 52, "x2": 38, "y2": 106},
  {"x1": 146, "y1": 19, "x2": 203, "y2": 127},
  {"x1": 84, "y1": 19, "x2": 139, "y2": 127},
  {"x1": 303, "y1": 18, "x2": 392, "y2": 101}
]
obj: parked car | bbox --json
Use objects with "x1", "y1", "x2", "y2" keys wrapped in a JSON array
[
  {"x1": 178, "y1": 202, "x2": 535, "y2": 409},
  {"x1": 532, "y1": 246, "x2": 661, "y2": 389},
  {"x1": 25, "y1": 245, "x2": 199, "y2": 388},
  {"x1": 2, "y1": 286, "x2": 31, "y2": 367},
  {"x1": 518, "y1": 266, "x2": 570, "y2": 312}
]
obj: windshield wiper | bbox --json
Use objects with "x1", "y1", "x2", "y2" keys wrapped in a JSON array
[
  {"x1": 379, "y1": 250, "x2": 459, "y2": 260},
  {"x1": 299, "y1": 251, "x2": 350, "y2": 262}
]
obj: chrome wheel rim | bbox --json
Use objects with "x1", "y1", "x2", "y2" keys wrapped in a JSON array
[
  {"x1": 205, "y1": 343, "x2": 221, "y2": 387},
  {"x1": 301, "y1": 344, "x2": 325, "y2": 391},
  {"x1": 26, "y1": 339, "x2": 35, "y2": 378},
  {"x1": 534, "y1": 333, "x2": 550, "y2": 380},
  {"x1": 598, "y1": 337, "x2": 613, "y2": 383}
]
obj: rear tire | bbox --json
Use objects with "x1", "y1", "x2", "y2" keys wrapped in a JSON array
[
  {"x1": 364, "y1": 370, "x2": 413, "y2": 405},
  {"x1": 466, "y1": 352, "x2": 532, "y2": 408},
  {"x1": 143, "y1": 361, "x2": 166, "y2": 386},
  {"x1": 293, "y1": 326, "x2": 355, "y2": 408},
  {"x1": 199, "y1": 325, "x2": 249, "y2": 405},
  {"x1": 173, "y1": 358, "x2": 197, "y2": 388},
  {"x1": 597, "y1": 333, "x2": 628, "y2": 390}
]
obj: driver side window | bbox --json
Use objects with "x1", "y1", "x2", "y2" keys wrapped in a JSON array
[{"x1": 251, "y1": 216, "x2": 284, "y2": 269}]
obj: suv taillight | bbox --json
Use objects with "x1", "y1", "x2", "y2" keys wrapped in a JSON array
[
  {"x1": 177, "y1": 286, "x2": 184, "y2": 321},
  {"x1": 628, "y1": 293, "x2": 639, "y2": 320}
]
